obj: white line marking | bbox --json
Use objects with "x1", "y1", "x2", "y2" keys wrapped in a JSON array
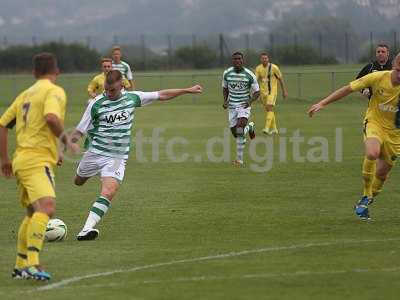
[{"x1": 37, "y1": 238, "x2": 400, "y2": 291}]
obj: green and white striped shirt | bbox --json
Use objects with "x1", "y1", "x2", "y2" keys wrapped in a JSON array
[
  {"x1": 222, "y1": 67, "x2": 259, "y2": 108},
  {"x1": 112, "y1": 60, "x2": 133, "y2": 80},
  {"x1": 76, "y1": 91, "x2": 159, "y2": 159}
]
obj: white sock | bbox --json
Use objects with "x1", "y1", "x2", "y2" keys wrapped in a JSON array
[
  {"x1": 82, "y1": 196, "x2": 111, "y2": 231},
  {"x1": 236, "y1": 136, "x2": 246, "y2": 162}
]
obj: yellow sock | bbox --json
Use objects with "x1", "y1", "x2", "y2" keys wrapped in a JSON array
[
  {"x1": 27, "y1": 212, "x2": 49, "y2": 267},
  {"x1": 372, "y1": 175, "x2": 386, "y2": 197},
  {"x1": 265, "y1": 111, "x2": 274, "y2": 131},
  {"x1": 362, "y1": 157, "x2": 376, "y2": 198},
  {"x1": 271, "y1": 111, "x2": 277, "y2": 131},
  {"x1": 15, "y1": 216, "x2": 30, "y2": 269}
]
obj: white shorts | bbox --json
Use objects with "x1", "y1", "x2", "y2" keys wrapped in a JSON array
[
  {"x1": 228, "y1": 107, "x2": 251, "y2": 128},
  {"x1": 77, "y1": 151, "x2": 127, "y2": 182}
]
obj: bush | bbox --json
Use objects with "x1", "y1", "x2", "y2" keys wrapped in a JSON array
[
  {"x1": 272, "y1": 45, "x2": 338, "y2": 65},
  {"x1": 174, "y1": 44, "x2": 217, "y2": 69},
  {"x1": 0, "y1": 42, "x2": 101, "y2": 73}
]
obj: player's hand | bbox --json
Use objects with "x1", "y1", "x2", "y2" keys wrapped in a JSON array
[
  {"x1": 1, "y1": 160, "x2": 13, "y2": 178},
  {"x1": 308, "y1": 102, "x2": 325, "y2": 117},
  {"x1": 187, "y1": 85, "x2": 203, "y2": 94},
  {"x1": 362, "y1": 89, "x2": 370, "y2": 98},
  {"x1": 282, "y1": 90, "x2": 288, "y2": 99},
  {"x1": 57, "y1": 152, "x2": 64, "y2": 166},
  {"x1": 69, "y1": 142, "x2": 81, "y2": 155},
  {"x1": 222, "y1": 102, "x2": 228, "y2": 109}
]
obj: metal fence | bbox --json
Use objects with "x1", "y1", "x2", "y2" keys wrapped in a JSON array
[
  {"x1": 0, "y1": 31, "x2": 398, "y2": 65},
  {"x1": 0, "y1": 69, "x2": 360, "y2": 106}
]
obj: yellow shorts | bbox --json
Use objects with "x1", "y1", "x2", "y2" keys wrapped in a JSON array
[
  {"x1": 363, "y1": 120, "x2": 400, "y2": 166},
  {"x1": 260, "y1": 93, "x2": 277, "y2": 106},
  {"x1": 15, "y1": 166, "x2": 56, "y2": 207}
]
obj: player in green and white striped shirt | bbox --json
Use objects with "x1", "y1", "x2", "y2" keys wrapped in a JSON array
[
  {"x1": 222, "y1": 52, "x2": 260, "y2": 166},
  {"x1": 70, "y1": 70, "x2": 202, "y2": 240},
  {"x1": 112, "y1": 46, "x2": 134, "y2": 90}
]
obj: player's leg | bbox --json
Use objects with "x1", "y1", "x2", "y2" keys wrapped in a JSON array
[
  {"x1": 372, "y1": 158, "x2": 392, "y2": 197},
  {"x1": 372, "y1": 136, "x2": 398, "y2": 197},
  {"x1": 265, "y1": 99, "x2": 278, "y2": 135},
  {"x1": 74, "y1": 175, "x2": 90, "y2": 186},
  {"x1": 77, "y1": 158, "x2": 125, "y2": 241},
  {"x1": 75, "y1": 151, "x2": 100, "y2": 186},
  {"x1": 355, "y1": 137, "x2": 381, "y2": 219},
  {"x1": 235, "y1": 116, "x2": 249, "y2": 165},
  {"x1": 12, "y1": 185, "x2": 30, "y2": 279},
  {"x1": 15, "y1": 167, "x2": 56, "y2": 280}
]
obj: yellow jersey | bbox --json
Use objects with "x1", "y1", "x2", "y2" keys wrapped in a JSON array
[
  {"x1": 255, "y1": 63, "x2": 282, "y2": 96},
  {"x1": 0, "y1": 79, "x2": 67, "y2": 172},
  {"x1": 87, "y1": 73, "x2": 131, "y2": 96},
  {"x1": 350, "y1": 71, "x2": 400, "y2": 130}
]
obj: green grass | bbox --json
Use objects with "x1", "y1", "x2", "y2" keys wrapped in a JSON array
[{"x1": 1, "y1": 65, "x2": 400, "y2": 300}]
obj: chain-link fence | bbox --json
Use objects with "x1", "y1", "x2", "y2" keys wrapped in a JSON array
[
  {"x1": 0, "y1": 69, "x2": 361, "y2": 106},
  {"x1": 0, "y1": 31, "x2": 397, "y2": 67}
]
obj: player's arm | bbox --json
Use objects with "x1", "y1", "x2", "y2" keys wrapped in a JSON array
[
  {"x1": 126, "y1": 65, "x2": 134, "y2": 91},
  {"x1": 132, "y1": 85, "x2": 203, "y2": 108},
  {"x1": 278, "y1": 76, "x2": 288, "y2": 99},
  {"x1": 243, "y1": 74, "x2": 260, "y2": 108},
  {"x1": 308, "y1": 85, "x2": 353, "y2": 117},
  {"x1": 128, "y1": 80, "x2": 135, "y2": 90},
  {"x1": 0, "y1": 126, "x2": 12, "y2": 177},
  {"x1": 222, "y1": 73, "x2": 229, "y2": 109},
  {"x1": 223, "y1": 87, "x2": 229, "y2": 109},
  {"x1": 275, "y1": 66, "x2": 288, "y2": 98},
  {"x1": 43, "y1": 89, "x2": 71, "y2": 166},
  {"x1": 69, "y1": 101, "x2": 95, "y2": 154},
  {"x1": 308, "y1": 72, "x2": 376, "y2": 117},
  {"x1": 0, "y1": 100, "x2": 18, "y2": 177},
  {"x1": 87, "y1": 78, "x2": 98, "y2": 98},
  {"x1": 157, "y1": 85, "x2": 203, "y2": 101}
]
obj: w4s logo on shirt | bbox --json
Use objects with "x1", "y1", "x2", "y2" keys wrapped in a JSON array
[
  {"x1": 104, "y1": 110, "x2": 130, "y2": 124},
  {"x1": 230, "y1": 82, "x2": 248, "y2": 90}
]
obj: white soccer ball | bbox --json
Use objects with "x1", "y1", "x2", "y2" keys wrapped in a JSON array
[{"x1": 45, "y1": 218, "x2": 67, "y2": 242}]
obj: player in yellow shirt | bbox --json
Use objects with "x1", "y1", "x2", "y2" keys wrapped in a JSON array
[
  {"x1": 87, "y1": 58, "x2": 131, "y2": 99},
  {"x1": 0, "y1": 53, "x2": 70, "y2": 280},
  {"x1": 308, "y1": 53, "x2": 400, "y2": 220},
  {"x1": 255, "y1": 53, "x2": 288, "y2": 135}
]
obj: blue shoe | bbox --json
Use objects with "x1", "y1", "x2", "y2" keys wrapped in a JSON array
[
  {"x1": 354, "y1": 196, "x2": 373, "y2": 220},
  {"x1": 22, "y1": 266, "x2": 51, "y2": 281}
]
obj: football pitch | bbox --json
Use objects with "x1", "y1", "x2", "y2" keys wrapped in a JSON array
[{"x1": 1, "y1": 65, "x2": 400, "y2": 299}]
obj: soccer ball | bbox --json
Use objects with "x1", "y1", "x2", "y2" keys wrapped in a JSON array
[{"x1": 45, "y1": 218, "x2": 67, "y2": 242}]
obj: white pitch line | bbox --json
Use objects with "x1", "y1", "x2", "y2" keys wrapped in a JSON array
[{"x1": 36, "y1": 237, "x2": 400, "y2": 292}]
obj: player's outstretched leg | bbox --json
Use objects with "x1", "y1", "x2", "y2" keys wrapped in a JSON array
[
  {"x1": 77, "y1": 177, "x2": 119, "y2": 241},
  {"x1": 77, "y1": 196, "x2": 110, "y2": 241}
]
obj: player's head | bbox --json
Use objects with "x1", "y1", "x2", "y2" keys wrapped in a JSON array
[
  {"x1": 260, "y1": 52, "x2": 270, "y2": 65},
  {"x1": 112, "y1": 46, "x2": 122, "y2": 63},
  {"x1": 232, "y1": 52, "x2": 244, "y2": 70},
  {"x1": 105, "y1": 70, "x2": 123, "y2": 100},
  {"x1": 376, "y1": 44, "x2": 390, "y2": 64},
  {"x1": 101, "y1": 58, "x2": 113, "y2": 74},
  {"x1": 33, "y1": 52, "x2": 59, "y2": 80}
]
